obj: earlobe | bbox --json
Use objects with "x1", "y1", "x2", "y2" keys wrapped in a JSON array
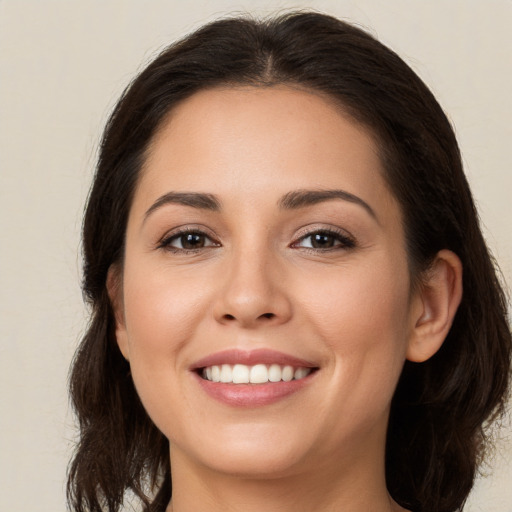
[
  {"x1": 406, "y1": 250, "x2": 463, "y2": 363},
  {"x1": 107, "y1": 265, "x2": 130, "y2": 361}
]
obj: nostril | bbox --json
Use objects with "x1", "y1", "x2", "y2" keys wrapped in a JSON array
[{"x1": 220, "y1": 312, "x2": 277, "y2": 323}]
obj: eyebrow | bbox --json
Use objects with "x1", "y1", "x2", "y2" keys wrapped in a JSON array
[
  {"x1": 278, "y1": 189, "x2": 377, "y2": 220},
  {"x1": 144, "y1": 192, "x2": 221, "y2": 221},
  {"x1": 144, "y1": 188, "x2": 377, "y2": 222}
]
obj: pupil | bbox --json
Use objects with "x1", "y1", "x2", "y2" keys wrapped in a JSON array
[
  {"x1": 312, "y1": 233, "x2": 333, "y2": 248},
  {"x1": 182, "y1": 233, "x2": 204, "y2": 249}
]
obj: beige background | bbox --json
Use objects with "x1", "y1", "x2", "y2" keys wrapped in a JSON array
[{"x1": 0, "y1": 0, "x2": 511, "y2": 510}]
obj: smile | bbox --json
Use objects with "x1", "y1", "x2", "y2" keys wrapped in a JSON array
[
  {"x1": 201, "y1": 363, "x2": 312, "y2": 384},
  {"x1": 192, "y1": 348, "x2": 319, "y2": 406}
]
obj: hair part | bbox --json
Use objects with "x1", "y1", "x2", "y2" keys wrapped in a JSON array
[{"x1": 68, "y1": 11, "x2": 511, "y2": 512}]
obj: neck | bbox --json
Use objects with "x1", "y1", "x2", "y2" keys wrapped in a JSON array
[{"x1": 165, "y1": 436, "x2": 407, "y2": 512}]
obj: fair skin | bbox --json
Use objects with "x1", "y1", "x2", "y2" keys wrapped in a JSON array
[{"x1": 109, "y1": 86, "x2": 462, "y2": 512}]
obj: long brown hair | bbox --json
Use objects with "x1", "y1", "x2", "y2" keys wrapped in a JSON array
[{"x1": 68, "y1": 12, "x2": 511, "y2": 512}]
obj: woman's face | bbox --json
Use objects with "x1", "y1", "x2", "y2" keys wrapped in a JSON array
[{"x1": 114, "y1": 86, "x2": 422, "y2": 479}]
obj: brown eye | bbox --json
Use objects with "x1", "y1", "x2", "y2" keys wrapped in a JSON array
[
  {"x1": 160, "y1": 230, "x2": 218, "y2": 252},
  {"x1": 178, "y1": 233, "x2": 207, "y2": 249},
  {"x1": 310, "y1": 233, "x2": 336, "y2": 248},
  {"x1": 295, "y1": 230, "x2": 355, "y2": 250}
]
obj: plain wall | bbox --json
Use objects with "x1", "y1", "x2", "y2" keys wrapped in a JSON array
[{"x1": 0, "y1": 0, "x2": 510, "y2": 510}]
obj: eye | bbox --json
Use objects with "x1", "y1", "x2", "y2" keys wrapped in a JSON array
[
  {"x1": 293, "y1": 230, "x2": 355, "y2": 250},
  {"x1": 159, "y1": 229, "x2": 219, "y2": 252}
]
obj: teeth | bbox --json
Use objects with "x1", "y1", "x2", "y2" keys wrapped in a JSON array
[
  {"x1": 232, "y1": 364, "x2": 249, "y2": 383},
  {"x1": 201, "y1": 364, "x2": 312, "y2": 384},
  {"x1": 220, "y1": 364, "x2": 232, "y2": 383},
  {"x1": 268, "y1": 364, "x2": 282, "y2": 382},
  {"x1": 294, "y1": 367, "x2": 309, "y2": 380},
  {"x1": 211, "y1": 365, "x2": 221, "y2": 382},
  {"x1": 249, "y1": 364, "x2": 268, "y2": 384},
  {"x1": 282, "y1": 365, "x2": 294, "y2": 382}
]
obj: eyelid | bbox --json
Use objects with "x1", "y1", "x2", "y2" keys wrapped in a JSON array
[
  {"x1": 157, "y1": 224, "x2": 220, "y2": 251},
  {"x1": 291, "y1": 225, "x2": 356, "y2": 250},
  {"x1": 155, "y1": 223, "x2": 355, "y2": 253}
]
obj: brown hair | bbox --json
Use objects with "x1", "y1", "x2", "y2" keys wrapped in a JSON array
[{"x1": 68, "y1": 11, "x2": 511, "y2": 512}]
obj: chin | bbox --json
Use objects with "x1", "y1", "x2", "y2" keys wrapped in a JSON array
[
  {"x1": 202, "y1": 450, "x2": 305, "y2": 479},
  {"x1": 177, "y1": 422, "x2": 313, "y2": 478}
]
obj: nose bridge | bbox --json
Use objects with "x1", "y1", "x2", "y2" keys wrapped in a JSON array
[{"x1": 214, "y1": 235, "x2": 291, "y2": 327}]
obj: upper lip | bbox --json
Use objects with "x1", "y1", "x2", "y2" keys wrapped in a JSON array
[{"x1": 190, "y1": 348, "x2": 318, "y2": 370}]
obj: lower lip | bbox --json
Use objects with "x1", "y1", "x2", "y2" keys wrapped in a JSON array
[{"x1": 194, "y1": 372, "x2": 316, "y2": 407}]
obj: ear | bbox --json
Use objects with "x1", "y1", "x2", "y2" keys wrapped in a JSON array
[
  {"x1": 406, "y1": 249, "x2": 463, "y2": 363},
  {"x1": 107, "y1": 264, "x2": 130, "y2": 361}
]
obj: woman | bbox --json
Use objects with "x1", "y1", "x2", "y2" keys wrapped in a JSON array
[{"x1": 67, "y1": 11, "x2": 511, "y2": 512}]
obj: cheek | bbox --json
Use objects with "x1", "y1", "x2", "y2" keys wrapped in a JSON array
[
  {"x1": 120, "y1": 261, "x2": 212, "y2": 435},
  {"x1": 302, "y1": 256, "x2": 411, "y2": 344},
  {"x1": 123, "y1": 262, "x2": 205, "y2": 346},
  {"x1": 299, "y1": 256, "x2": 411, "y2": 412},
  {"x1": 120, "y1": 260, "x2": 214, "y2": 407}
]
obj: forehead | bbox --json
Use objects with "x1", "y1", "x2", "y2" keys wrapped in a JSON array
[{"x1": 135, "y1": 85, "x2": 397, "y2": 220}]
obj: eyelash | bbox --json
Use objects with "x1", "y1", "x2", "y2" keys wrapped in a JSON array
[
  {"x1": 157, "y1": 227, "x2": 220, "y2": 253},
  {"x1": 292, "y1": 228, "x2": 356, "y2": 252},
  {"x1": 157, "y1": 227, "x2": 356, "y2": 254}
]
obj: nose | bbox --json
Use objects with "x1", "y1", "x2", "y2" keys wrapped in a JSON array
[{"x1": 213, "y1": 247, "x2": 293, "y2": 329}]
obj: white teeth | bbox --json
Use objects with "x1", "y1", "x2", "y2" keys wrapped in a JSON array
[
  {"x1": 220, "y1": 364, "x2": 233, "y2": 383},
  {"x1": 232, "y1": 364, "x2": 250, "y2": 383},
  {"x1": 294, "y1": 367, "x2": 309, "y2": 380},
  {"x1": 249, "y1": 364, "x2": 268, "y2": 384},
  {"x1": 211, "y1": 365, "x2": 221, "y2": 382},
  {"x1": 268, "y1": 364, "x2": 282, "y2": 382},
  {"x1": 282, "y1": 365, "x2": 294, "y2": 382},
  {"x1": 201, "y1": 363, "x2": 312, "y2": 384}
]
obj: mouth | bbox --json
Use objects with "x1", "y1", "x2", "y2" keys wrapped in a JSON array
[
  {"x1": 199, "y1": 363, "x2": 314, "y2": 384},
  {"x1": 191, "y1": 349, "x2": 319, "y2": 407}
]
